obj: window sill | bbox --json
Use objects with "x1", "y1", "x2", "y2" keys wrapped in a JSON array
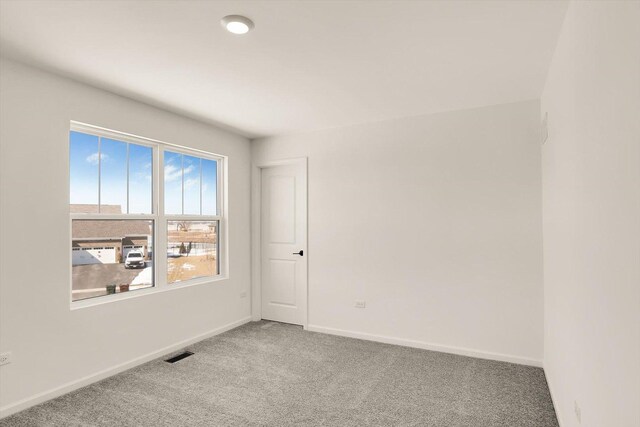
[{"x1": 70, "y1": 274, "x2": 229, "y2": 310}]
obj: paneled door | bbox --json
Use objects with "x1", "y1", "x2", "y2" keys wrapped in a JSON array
[{"x1": 260, "y1": 162, "x2": 307, "y2": 325}]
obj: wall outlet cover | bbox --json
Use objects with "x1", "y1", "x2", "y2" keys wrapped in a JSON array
[
  {"x1": 0, "y1": 352, "x2": 11, "y2": 366},
  {"x1": 354, "y1": 300, "x2": 366, "y2": 308}
]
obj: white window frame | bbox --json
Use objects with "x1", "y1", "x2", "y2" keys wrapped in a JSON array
[{"x1": 70, "y1": 121, "x2": 228, "y2": 309}]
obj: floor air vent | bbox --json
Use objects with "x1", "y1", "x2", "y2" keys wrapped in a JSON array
[{"x1": 165, "y1": 351, "x2": 194, "y2": 364}]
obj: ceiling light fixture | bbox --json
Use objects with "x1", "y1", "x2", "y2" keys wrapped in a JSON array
[{"x1": 221, "y1": 15, "x2": 254, "y2": 35}]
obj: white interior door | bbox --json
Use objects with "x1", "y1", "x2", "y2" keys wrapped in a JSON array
[{"x1": 260, "y1": 162, "x2": 307, "y2": 326}]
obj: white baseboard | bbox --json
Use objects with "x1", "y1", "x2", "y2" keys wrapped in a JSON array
[
  {"x1": 0, "y1": 316, "x2": 252, "y2": 420},
  {"x1": 543, "y1": 365, "x2": 565, "y2": 426},
  {"x1": 307, "y1": 324, "x2": 543, "y2": 368}
]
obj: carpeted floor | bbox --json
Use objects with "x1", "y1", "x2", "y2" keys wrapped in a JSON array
[{"x1": 1, "y1": 321, "x2": 558, "y2": 426}]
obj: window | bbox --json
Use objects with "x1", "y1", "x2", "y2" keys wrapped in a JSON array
[
  {"x1": 69, "y1": 123, "x2": 225, "y2": 304},
  {"x1": 167, "y1": 220, "x2": 218, "y2": 283},
  {"x1": 70, "y1": 131, "x2": 152, "y2": 214},
  {"x1": 164, "y1": 151, "x2": 217, "y2": 215},
  {"x1": 164, "y1": 150, "x2": 219, "y2": 285},
  {"x1": 71, "y1": 220, "x2": 154, "y2": 301}
]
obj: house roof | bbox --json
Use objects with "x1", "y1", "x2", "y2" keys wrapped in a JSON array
[
  {"x1": 70, "y1": 204, "x2": 122, "y2": 214},
  {"x1": 72, "y1": 220, "x2": 151, "y2": 240}
]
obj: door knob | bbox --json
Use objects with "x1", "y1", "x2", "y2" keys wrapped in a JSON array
[{"x1": 293, "y1": 250, "x2": 304, "y2": 256}]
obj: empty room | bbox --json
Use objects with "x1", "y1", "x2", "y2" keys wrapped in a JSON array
[{"x1": 0, "y1": 0, "x2": 638, "y2": 426}]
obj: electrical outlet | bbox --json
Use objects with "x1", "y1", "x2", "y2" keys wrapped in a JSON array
[
  {"x1": 354, "y1": 300, "x2": 366, "y2": 308},
  {"x1": 0, "y1": 352, "x2": 11, "y2": 366},
  {"x1": 240, "y1": 291, "x2": 247, "y2": 298},
  {"x1": 574, "y1": 400, "x2": 581, "y2": 424}
]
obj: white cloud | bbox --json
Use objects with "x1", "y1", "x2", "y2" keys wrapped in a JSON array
[
  {"x1": 164, "y1": 164, "x2": 181, "y2": 182},
  {"x1": 164, "y1": 164, "x2": 194, "y2": 182},
  {"x1": 86, "y1": 152, "x2": 108, "y2": 165},
  {"x1": 184, "y1": 178, "x2": 199, "y2": 189}
]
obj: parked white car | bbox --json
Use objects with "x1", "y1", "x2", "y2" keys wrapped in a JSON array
[{"x1": 124, "y1": 250, "x2": 145, "y2": 269}]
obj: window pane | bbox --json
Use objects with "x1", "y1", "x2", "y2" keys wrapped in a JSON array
[
  {"x1": 100, "y1": 138, "x2": 127, "y2": 214},
  {"x1": 69, "y1": 131, "x2": 99, "y2": 213},
  {"x1": 128, "y1": 143, "x2": 153, "y2": 214},
  {"x1": 71, "y1": 220, "x2": 154, "y2": 301},
  {"x1": 183, "y1": 155, "x2": 200, "y2": 215},
  {"x1": 164, "y1": 151, "x2": 182, "y2": 214},
  {"x1": 202, "y1": 159, "x2": 217, "y2": 215},
  {"x1": 167, "y1": 220, "x2": 218, "y2": 284}
]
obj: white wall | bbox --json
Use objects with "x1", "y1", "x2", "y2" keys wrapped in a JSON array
[
  {"x1": 0, "y1": 59, "x2": 252, "y2": 415},
  {"x1": 540, "y1": 1, "x2": 640, "y2": 426},
  {"x1": 252, "y1": 100, "x2": 544, "y2": 365}
]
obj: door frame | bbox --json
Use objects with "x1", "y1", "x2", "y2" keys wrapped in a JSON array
[{"x1": 251, "y1": 157, "x2": 308, "y2": 329}]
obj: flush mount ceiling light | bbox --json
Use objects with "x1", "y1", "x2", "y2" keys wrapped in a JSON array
[{"x1": 221, "y1": 15, "x2": 254, "y2": 35}]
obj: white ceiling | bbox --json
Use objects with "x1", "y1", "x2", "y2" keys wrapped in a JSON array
[{"x1": 0, "y1": 0, "x2": 568, "y2": 138}]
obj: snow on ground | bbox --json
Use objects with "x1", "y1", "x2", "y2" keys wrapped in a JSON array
[{"x1": 130, "y1": 265, "x2": 153, "y2": 289}]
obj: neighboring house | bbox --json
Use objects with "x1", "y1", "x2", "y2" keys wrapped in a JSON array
[{"x1": 71, "y1": 205, "x2": 152, "y2": 265}]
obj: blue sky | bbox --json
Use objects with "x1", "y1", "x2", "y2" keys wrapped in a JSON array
[{"x1": 70, "y1": 131, "x2": 217, "y2": 215}]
